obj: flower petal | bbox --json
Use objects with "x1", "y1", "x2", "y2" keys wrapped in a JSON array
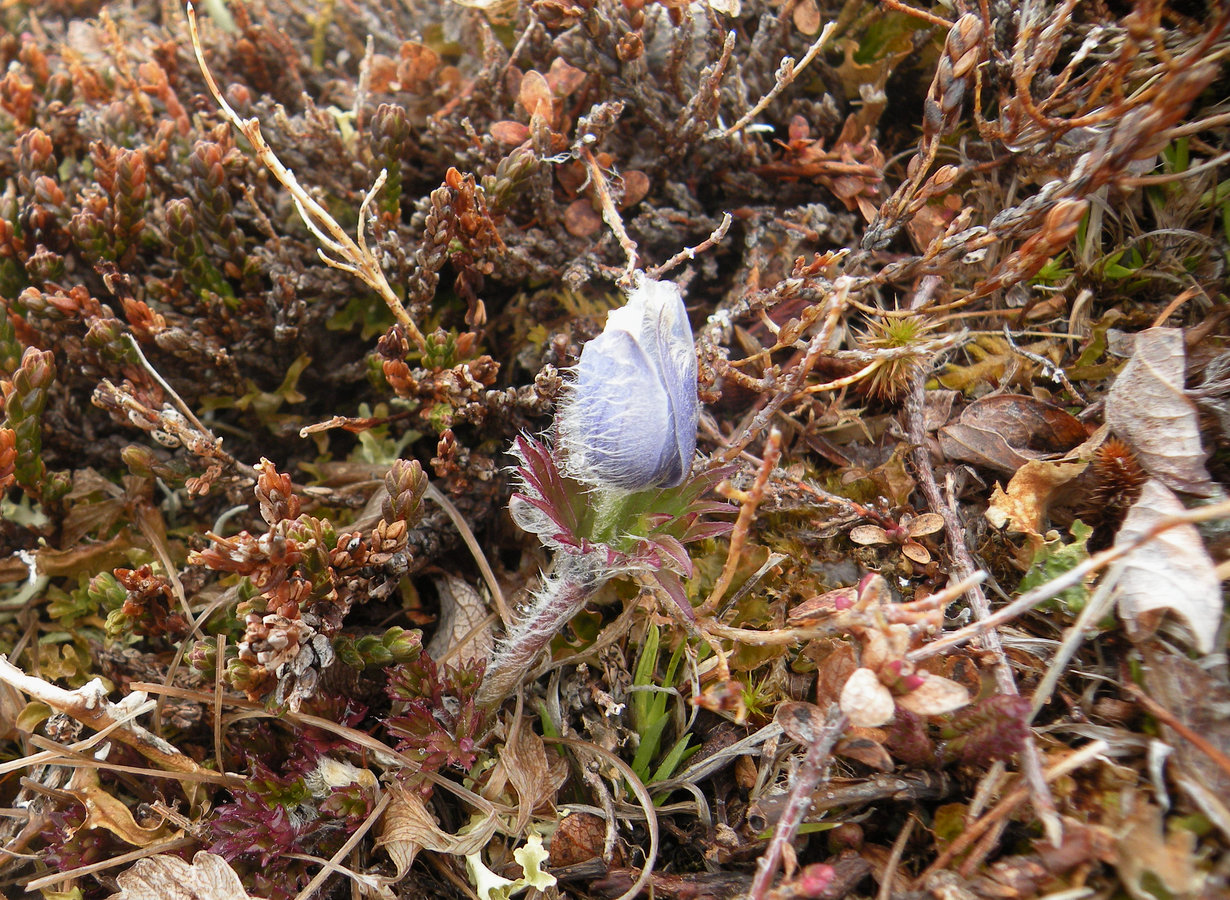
[
  {"x1": 557, "y1": 277, "x2": 698, "y2": 492},
  {"x1": 560, "y1": 328, "x2": 678, "y2": 490}
]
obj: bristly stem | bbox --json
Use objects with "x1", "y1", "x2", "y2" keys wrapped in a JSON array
[{"x1": 476, "y1": 554, "x2": 609, "y2": 708}]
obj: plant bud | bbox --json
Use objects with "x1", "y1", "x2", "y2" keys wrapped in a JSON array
[{"x1": 557, "y1": 276, "x2": 698, "y2": 491}]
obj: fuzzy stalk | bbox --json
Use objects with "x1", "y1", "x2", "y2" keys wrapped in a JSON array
[{"x1": 477, "y1": 553, "x2": 609, "y2": 709}]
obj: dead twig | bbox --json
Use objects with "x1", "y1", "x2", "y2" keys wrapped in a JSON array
[
  {"x1": 717, "y1": 22, "x2": 839, "y2": 139},
  {"x1": 904, "y1": 354, "x2": 1060, "y2": 844},
  {"x1": 749, "y1": 704, "x2": 847, "y2": 900},
  {"x1": 698, "y1": 428, "x2": 782, "y2": 617},
  {"x1": 578, "y1": 145, "x2": 638, "y2": 282},
  {"x1": 719, "y1": 276, "x2": 853, "y2": 462},
  {"x1": 0, "y1": 658, "x2": 213, "y2": 783},
  {"x1": 876, "y1": 815, "x2": 917, "y2": 900},
  {"x1": 914, "y1": 741, "x2": 1108, "y2": 886},
  {"x1": 186, "y1": 3, "x2": 426, "y2": 350},
  {"x1": 908, "y1": 497, "x2": 1230, "y2": 663},
  {"x1": 649, "y1": 212, "x2": 733, "y2": 280}
]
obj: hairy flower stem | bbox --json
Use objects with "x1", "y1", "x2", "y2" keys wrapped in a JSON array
[{"x1": 477, "y1": 554, "x2": 609, "y2": 709}]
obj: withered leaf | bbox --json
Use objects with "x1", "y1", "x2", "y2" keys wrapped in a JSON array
[
  {"x1": 848, "y1": 524, "x2": 889, "y2": 546},
  {"x1": 1106, "y1": 327, "x2": 1214, "y2": 496},
  {"x1": 67, "y1": 767, "x2": 175, "y2": 847},
  {"x1": 105, "y1": 851, "x2": 255, "y2": 900},
  {"x1": 499, "y1": 722, "x2": 566, "y2": 832},
  {"x1": 545, "y1": 58, "x2": 587, "y2": 97},
  {"x1": 1114, "y1": 479, "x2": 1220, "y2": 653},
  {"x1": 835, "y1": 736, "x2": 894, "y2": 771},
  {"x1": 985, "y1": 459, "x2": 1089, "y2": 549},
  {"x1": 378, "y1": 783, "x2": 497, "y2": 879},
  {"x1": 939, "y1": 394, "x2": 1089, "y2": 474},
  {"x1": 1115, "y1": 800, "x2": 1199, "y2": 900},
  {"x1": 490, "y1": 120, "x2": 531, "y2": 146},
  {"x1": 775, "y1": 700, "x2": 829, "y2": 745},
  {"x1": 564, "y1": 199, "x2": 603, "y2": 237},
  {"x1": 1141, "y1": 649, "x2": 1230, "y2": 834},
  {"x1": 518, "y1": 70, "x2": 553, "y2": 120},
  {"x1": 894, "y1": 674, "x2": 970, "y2": 717}
]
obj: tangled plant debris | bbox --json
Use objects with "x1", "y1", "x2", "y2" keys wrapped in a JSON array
[{"x1": 0, "y1": 1, "x2": 1227, "y2": 899}]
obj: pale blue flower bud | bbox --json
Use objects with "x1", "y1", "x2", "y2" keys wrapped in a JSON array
[{"x1": 557, "y1": 275, "x2": 699, "y2": 491}]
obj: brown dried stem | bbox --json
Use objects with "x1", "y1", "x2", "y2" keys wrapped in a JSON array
[
  {"x1": 579, "y1": 145, "x2": 639, "y2": 282},
  {"x1": 186, "y1": 3, "x2": 426, "y2": 351},
  {"x1": 698, "y1": 428, "x2": 782, "y2": 617},
  {"x1": 904, "y1": 362, "x2": 1060, "y2": 844},
  {"x1": 748, "y1": 703, "x2": 847, "y2": 900},
  {"x1": 914, "y1": 740, "x2": 1108, "y2": 886},
  {"x1": 718, "y1": 276, "x2": 853, "y2": 462}
]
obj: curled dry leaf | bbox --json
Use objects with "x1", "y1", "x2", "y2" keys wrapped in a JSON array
[
  {"x1": 496, "y1": 722, "x2": 568, "y2": 833},
  {"x1": 1140, "y1": 649, "x2": 1230, "y2": 825},
  {"x1": 775, "y1": 700, "x2": 830, "y2": 745},
  {"x1": 985, "y1": 459, "x2": 1089, "y2": 558},
  {"x1": 1114, "y1": 479, "x2": 1221, "y2": 654},
  {"x1": 939, "y1": 394, "x2": 1089, "y2": 474},
  {"x1": 839, "y1": 667, "x2": 895, "y2": 728},
  {"x1": 105, "y1": 851, "x2": 258, "y2": 900},
  {"x1": 378, "y1": 782, "x2": 498, "y2": 879},
  {"x1": 1115, "y1": 800, "x2": 1200, "y2": 900},
  {"x1": 893, "y1": 674, "x2": 970, "y2": 717},
  {"x1": 66, "y1": 767, "x2": 175, "y2": 847},
  {"x1": 1106, "y1": 327, "x2": 1215, "y2": 496}
]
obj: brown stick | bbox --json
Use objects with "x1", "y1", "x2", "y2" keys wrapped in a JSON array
[
  {"x1": 903, "y1": 354, "x2": 1060, "y2": 844},
  {"x1": 749, "y1": 704, "x2": 848, "y2": 900}
]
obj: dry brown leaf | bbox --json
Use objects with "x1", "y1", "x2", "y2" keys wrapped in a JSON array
[
  {"x1": 775, "y1": 701, "x2": 829, "y2": 745},
  {"x1": 905, "y1": 513, "x2": 944, "y2": 536},
  {"x1": 620, "y1": 170, "x2": 651, "y2": 209},
  {"x1": 518, "y1": 70, "x2": 553, "y2": 120},
  {"x1": 834, "y1": 736, "x2": 894, "y2": 771},
  {"x1": 1141, "y1": 649, "x2": 1230, "y2": 817},
  {"x1": 894, "y1": 675, "x2": 970, "y2": 717},
  {"x1": 105, "y1": 851, "x2": 258, "y2": 900},
  {"x1": 1106, "y1": 328, "x2": 1215, "y2": 496},
  {"x1": 848, "y1": 524, "x2": 889, "y2": 546},
  {"x1": 498, "y1": 722, "x2": 567, "y2": 833},
  {"x1": 811, "y1": 640, "x2": 858, "y2": 706},
  {"x1": 1114, "y1": 480, "x2": 1221, "y2": 653},
  {"x1": 793, "y1": 0, "x2": 822, "y2": 34},
  {"x1": 985, "y1": 459, "x2": 1089, "y2": 555},
  {"x1": 545, "y1": 58, "x2": 587, "y2": 97},
  {"x1": 939, "y1": 394, "x2": 1089, "y2": 474},
  {"x1": 1114, "y1": 801, "x2": 1199, "y2": 900},
  {"x1": 564, "y1": 199, "x2": 602, "y2": 237},
  {"x1": 490, "y1": 120, "x2": 531, "y2": 146},
  {"x1": 66, "y1": 767, "x2": 175, "y2": 847},
  {"x1": 377, "y1": 782, "x2": 497, "y2": 879}
]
